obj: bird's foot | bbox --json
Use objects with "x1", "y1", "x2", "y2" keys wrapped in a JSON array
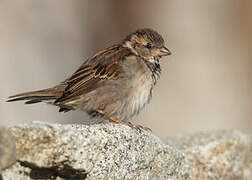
[
  {"x1": 133, "y1": 124, "x2": 152, "y2": 132},
  {"x1": 104, "y1": 116, "x2": 151, "y2": 132}
]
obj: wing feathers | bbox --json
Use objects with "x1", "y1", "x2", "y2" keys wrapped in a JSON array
[{"x1": 55, "y1": 45, "x2": 131, "y2": 104}]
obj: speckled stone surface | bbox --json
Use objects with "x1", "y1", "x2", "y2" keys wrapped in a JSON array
[
  {"x1": 2, "y1": 121, "x2": 252, "y2": 180},
  {"x1": 166, "y1": 130, "x2": 252, "y2": 180},
  {"x1": 2, "y1": 121, "x2": 189, "y2": 180},
  {"x1": 0, "y1": 126, "x2": 16, "y2": 171}
]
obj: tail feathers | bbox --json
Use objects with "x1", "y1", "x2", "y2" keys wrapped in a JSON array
[
  {"x1": 7, "y1": 88, "x2": 61, "y2": 104},
  {"x1": 7, "y1": 96, "x2": 57, "y2": 104}
]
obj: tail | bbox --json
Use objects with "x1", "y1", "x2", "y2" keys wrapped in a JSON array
[{"x1": 7, "y1": 87, "x2": 63, "y2": 105}]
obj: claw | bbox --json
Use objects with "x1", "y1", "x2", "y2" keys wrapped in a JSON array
[
  {"x1": 100, "y1": 113, "x2": 151, "y2": 131},
  {"x1": 104, "y1": 119, "x2": 151, "y2": 132},
  {"x1": 134, "y1": 125, "x2": 152, "y2": 132}
]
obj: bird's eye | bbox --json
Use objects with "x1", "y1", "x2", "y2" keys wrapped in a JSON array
[{"x1": 145, "y1": 43, "x2": 152, "y2": 49}]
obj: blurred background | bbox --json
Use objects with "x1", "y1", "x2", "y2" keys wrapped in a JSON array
[{"x1": 0, "y1": 0, "x2": 251, "y2": 137}]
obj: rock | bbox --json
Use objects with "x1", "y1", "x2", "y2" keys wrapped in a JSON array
[
  {"x1": 166, "y1": 130, "x2": 252, "y2": 180},
  {"x1": 2, "y1": 121, "x2": 252, "y2": 180},
  {"x1": 0, "y1": 126, "x2": 16, "y2": 171},
  {"x1": 2, "y1": 121, "x2": 189, "y2": 180}
]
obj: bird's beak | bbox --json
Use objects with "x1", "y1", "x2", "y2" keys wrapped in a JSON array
[{"x1": 158, "y1": 46, "x2": 172, "y2": 56}]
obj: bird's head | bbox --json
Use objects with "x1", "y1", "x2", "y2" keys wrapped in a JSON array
[{"x1": 123, "y1": 28, "x2": 171, "y2": 63}]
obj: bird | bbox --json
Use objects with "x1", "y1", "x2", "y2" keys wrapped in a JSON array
[{"x1": 7, "y1": 28, "x2": 171, "y2": 130}]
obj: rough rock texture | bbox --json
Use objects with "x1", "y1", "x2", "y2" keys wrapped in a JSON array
[
  {"x1": 0, "y1": 126, "x2": 16, "y2": 171},
  {"x1": 2, "y1": 121, "x2": 189, "y2": 180},
  {"x1": 2, "y1": 122, "x2": 252, "y2": 180},
  {"x1": 167, "y1": 130, "x2": 252, "y2": 180}
]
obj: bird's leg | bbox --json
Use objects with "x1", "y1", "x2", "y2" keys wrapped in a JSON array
[
  {"x1": 133, "y1": 124, "x2": 152, "y2": 132},
  {"x1": 104, "y1": 115, "x2": 134, "y2": 128},
  {"x1": 108, "y1": 116, "x2": 152, "y2": 131},
  {"x1": 98, "y1": 110, "x2": 151, "y2": 131}
]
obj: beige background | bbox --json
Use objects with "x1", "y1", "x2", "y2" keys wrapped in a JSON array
[{"x1": 0, "y1": 0, "x2": 251, "y2": 137}]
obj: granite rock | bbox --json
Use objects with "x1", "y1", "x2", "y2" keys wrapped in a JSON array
[
  {"x1": 0, "y1": 126, "x2": 16, "y2": 171},
  {"x1": 2, "y1": 121, "x2": 189, "y2": 180},
  {"x1": 2, "y1": 121, "x2": 252, "y2": 180},
  {"x1": 167, "y1": 130, "x2": 252, "y2": 180}
]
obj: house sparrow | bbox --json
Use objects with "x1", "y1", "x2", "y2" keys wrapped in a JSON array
[{"x1": 8, "y1": 28, "x2": 171, "y2": 129}]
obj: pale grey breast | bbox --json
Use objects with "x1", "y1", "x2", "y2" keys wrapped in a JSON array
[{"x1": 113, "y1": 55, "x2": 161, "y2": 121}]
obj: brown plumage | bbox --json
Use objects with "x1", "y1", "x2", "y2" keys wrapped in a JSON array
[{"x1": 8, "y1": 28, "x2": 171, "y2": 129}]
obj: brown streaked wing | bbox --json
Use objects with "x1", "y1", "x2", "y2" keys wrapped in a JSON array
[{"x1": 55, "y1": 45, "x2": 132, "y2": 104}]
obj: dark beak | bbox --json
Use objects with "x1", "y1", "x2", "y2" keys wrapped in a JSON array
[{"x1": 159, "y1": 46, "x2": 172, "y2": 56}]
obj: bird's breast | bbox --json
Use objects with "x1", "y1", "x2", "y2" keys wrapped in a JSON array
[
  {"x1": 122, "y1": 56, "x2": 159, "y2": 119},
  {"x1": 129, "y1": 74, "x2": 153, "y2": 116}
]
